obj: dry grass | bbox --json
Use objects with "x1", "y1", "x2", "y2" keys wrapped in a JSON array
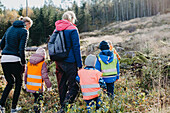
[{"x1": 80, "y1": 13, "x2": 170, "y2": 57}]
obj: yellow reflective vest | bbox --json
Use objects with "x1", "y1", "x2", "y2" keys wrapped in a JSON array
[{"x1": 98, "y1": 54, "x2": 118, "y2": 76}]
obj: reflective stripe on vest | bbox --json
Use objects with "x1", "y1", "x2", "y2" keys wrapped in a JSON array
[
  {"x1": 81, "y1": 84, "x2": 100, "y2": 89},
  {"x1": 81, "y1": 84, "x2": 100, "y2": 100},
  {"x1": 98, "y1": 54, "x2": 117, "y2": 76},
  {"x1": 28, "y1": 74, "x2": 42, "y2": 79},
  {"x1": 102, "y1": 68, "x2": 117, "y2": 73},
  {"x1": 82, "y1": 89, "x2": 100, "y2": 96},
  {"x1": 26, "y1": 61, "x2": 44, "y2": 91},
  {"x1": 27, "y1": 82, "x2": 41, "y2": 86}
]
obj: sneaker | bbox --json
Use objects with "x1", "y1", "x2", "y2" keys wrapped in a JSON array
[
  {"x1": 11, "y1": 106, "x2": 22, "y2": 113},
  {"x1": 0, "y1": 105, "x2": 5, "y2": 113}
]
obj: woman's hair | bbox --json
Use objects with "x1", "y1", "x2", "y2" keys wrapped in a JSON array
[
  {"x1": 62, "y1": 11, "x2": 77, "y2": 24},
  {"x1": 19, "y1": 16, "x2": 33, "y2": 27}
]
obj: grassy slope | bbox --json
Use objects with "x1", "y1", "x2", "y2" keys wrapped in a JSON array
[{"x1": 80, "y1": 13, "x2": 170, "y2": 57}]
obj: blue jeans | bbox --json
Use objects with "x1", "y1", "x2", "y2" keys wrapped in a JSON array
[
  {"x1": 84, "y1": 97, "x2": 101, "y2": 113},
  {"x1": 106, "y1": 82, "x2": 114, "y2": 98}
]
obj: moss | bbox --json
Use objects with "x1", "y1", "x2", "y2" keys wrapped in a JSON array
[
  {"x1": 135, "y1": 51, "x2": 148, "y2": 63},
  {"x1": 120, "y1": 58, "x2": 133, "y2": 65},
  {"x1": 132, "y1": 57, "x2": 144, "y2": 64},
  {"x1": 120, "y1": 58, "x2": 133, "y2": 69}
]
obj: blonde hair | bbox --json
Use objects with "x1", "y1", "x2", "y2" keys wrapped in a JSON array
[
  {"x1": 106, "y1": 40, "x2": 113, "y2": 46},
  {"x1": 62, "y1": 11, "x2": 77, "y2": 24},
  {"x1": 19, "y1": 16, "x2": 33, "y2": 27}
]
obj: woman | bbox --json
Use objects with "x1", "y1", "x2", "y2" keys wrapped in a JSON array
[
  {"x1": 54, "y1": 11, "x2": 82, "y2": 112},
  {"x1": 0, "y1": 16, "x2": 33, "y2": 113}
]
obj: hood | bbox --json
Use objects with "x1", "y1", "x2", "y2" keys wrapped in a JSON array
[
  {"x1": 13, "y1": 20, "x2": 26, "y2": 28},
  {"x1": 29, "y1": 54, "x2": 44, "y2": 65},
  {"x1": 99, "y1": 50, "x2": 114, "y2": 64},
  {"x1": 55, "y1": 20, "x2": 72, "y2": 31}
]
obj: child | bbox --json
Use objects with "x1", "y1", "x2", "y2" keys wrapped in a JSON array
[
  {"x1": 106, "y1": 40, "x2": 121, "y2": 60},
  {"x1": 25, "y1": 47, "x2": 52, "y2": 113},
  {"x1": 77, "y1": 54, "x2": 106, "y2": 112},
  {"x1": 95, "y1": 40, "x2": 120, "y2": 98}
]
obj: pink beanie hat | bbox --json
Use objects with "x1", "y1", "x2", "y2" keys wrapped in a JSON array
[{"x1": 36, "y1": 47, "x2": 46, "y2": 58}]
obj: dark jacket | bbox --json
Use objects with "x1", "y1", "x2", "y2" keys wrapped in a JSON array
[
  {"x1": 0, "y1": 20, "x2": 28, "y2": 64},
  {"x1": 55, "y1": 20, "x2": 82, "y2": 68}
]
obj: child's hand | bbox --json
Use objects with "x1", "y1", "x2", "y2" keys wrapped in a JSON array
[
  {"x1": 47, "y1": 87, "x2": 52, "y2": 91},
  {"x1": 103, "y1": 89, "x2": 107, "y2": 93}
]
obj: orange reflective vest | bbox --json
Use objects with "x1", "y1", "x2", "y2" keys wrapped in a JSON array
[
  {"x1": 26, "y1": 61, "x2": 44, "y2": 91},
  {"x1": 78, "y1": 69, "x2": 102, "y2": 100}
]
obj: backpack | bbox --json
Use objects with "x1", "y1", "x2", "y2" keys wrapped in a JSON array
[{"x1": 48, "y1": 30, "x2": 71, "y2": 61}]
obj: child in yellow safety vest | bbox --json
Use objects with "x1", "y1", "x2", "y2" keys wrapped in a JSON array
[
  {"x1": 95, "y1": 40, "x2": 120, "y2": 99},
  {"x1": 76, "y1": 54, "x2": 106, "y2": 112},
  {"x1": 24, "y1": 47, "x2": 52, "y2": 113}
]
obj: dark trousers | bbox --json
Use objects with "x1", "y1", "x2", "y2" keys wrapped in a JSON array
[
  {"x1": 84, "y1": 97, "x2": 101, "y2": 113},
  {"x1": 55, "y1": 61, "x2": 79, "y2": 108},
  {"x1": 0, "y1": 62, "x2": 22, "y2": 109},
  {"x1": 33, "y1": 93, "x2": 43, "y2": 113},
  {"x1": 106, "y1": 82, "x2": 115, "y2": 98},
  {"x1": 33, "y1": 93, "x2": 43, "y2": 104}
]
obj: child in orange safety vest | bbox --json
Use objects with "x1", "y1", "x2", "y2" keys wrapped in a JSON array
[
  {"x1": 24, "y1": 47, "x2": 52, "y2": 113},
  {"x1": 76, "y1": 54, "x2": 106, "y2": 112},
  {"x1": 106, "y1": 40, "x2": 121, "y2": 60}
]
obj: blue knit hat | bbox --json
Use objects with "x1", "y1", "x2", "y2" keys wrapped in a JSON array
[{"x1": 99, "y1": 40, "x2": 110, "y2": 50}]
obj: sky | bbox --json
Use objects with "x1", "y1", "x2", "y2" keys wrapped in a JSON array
[{"x1": 0, "y1": 0, "x2": 62, "y2": 10}]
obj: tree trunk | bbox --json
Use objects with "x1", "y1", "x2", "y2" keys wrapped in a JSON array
[
  {"x1": 116, "y1": 1, "x2": 119, "y2": 21},
  {"x1": 114, "y1": 0, "x2": 117, "y2": 21},
  {"x1": 162, "y1": 0, "x2": 165, "y2": 13},
  {"x1": 126, "y1": 0, "x2": 129, "y2": 20},
  {"x1": 147, "y1": 0, "x2": 149, "y2": 16},
  {"x1": 143, "y1": 0, "x2": 146, "y2": 16},
  {"x1": 133, "y1": 0, "x2": 136, "y2": 18},
  {"x1": 157, "y1": 0, "x2": 160, "y2": 13},
  {"x1": 140, "y1": 0, "x2": 143, "y2": 17},
  {"x1": 121, "y1": 0, "x2": 125, "y2": 21},
  {"x1": 149, "y1": 0, "x2": 152, "y2": 16},
  {"x1": 137, "y1": 0, "x2": 140, "y2": 17}
]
